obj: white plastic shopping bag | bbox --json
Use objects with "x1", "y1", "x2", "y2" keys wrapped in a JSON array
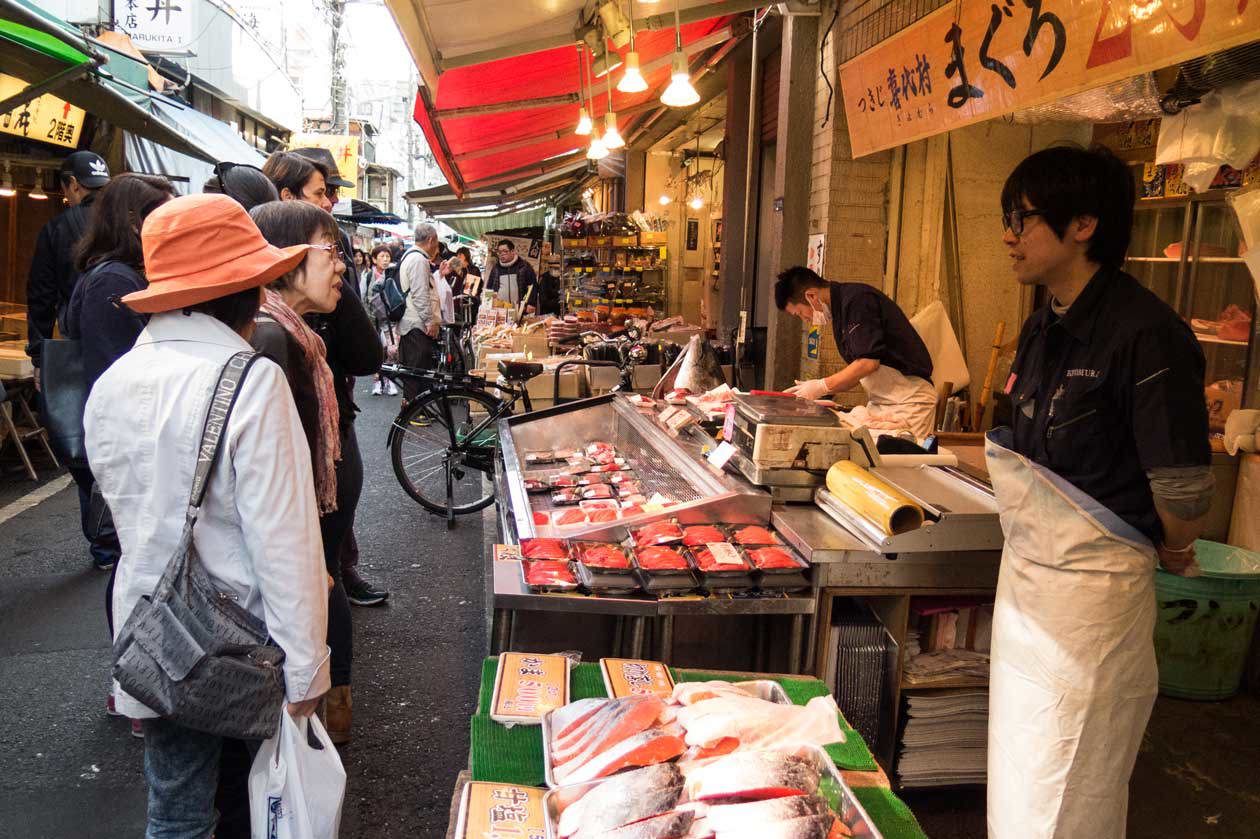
[{"x1": 249, "y1": 710, "x2": 346, "y2": 839}]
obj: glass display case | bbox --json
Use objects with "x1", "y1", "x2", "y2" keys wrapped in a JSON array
[{"x1": 1127, "y1": 193, "x2": 1256, "y2": 432}]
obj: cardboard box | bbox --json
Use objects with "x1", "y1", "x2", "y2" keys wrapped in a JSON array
[{"x1": 511, "y1": 333, "x2": 551, "y2": 359}]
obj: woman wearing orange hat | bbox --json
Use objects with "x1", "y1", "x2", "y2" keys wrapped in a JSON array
[
  {"x1": 247, "y1": 200, "x2": 357, "y2": 746},
  {"x1": 84, "y1": 194, "x2": 332, "y2": 839}
]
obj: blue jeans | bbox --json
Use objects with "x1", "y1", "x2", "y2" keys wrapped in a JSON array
[{"x1": 143, "y1": 719, "x2": 256, "y2": 839}]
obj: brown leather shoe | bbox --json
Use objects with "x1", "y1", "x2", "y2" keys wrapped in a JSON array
[{"x1": 325, "y1": 685, "x2": 352, "y2": 745}]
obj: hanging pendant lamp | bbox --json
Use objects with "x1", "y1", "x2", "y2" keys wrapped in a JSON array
[
  {"x1": 617, "y1": 1, "x2": 648, "y2": 93},
  {"x1": 575, "y1": 45, "x2": 593, "y2": 135},
  {"x1": 602, "y1": 45, "x2": 626, "y2": 149},
  {"x1": 660, "y1": 0, "x2": 699, "y2": 107}
]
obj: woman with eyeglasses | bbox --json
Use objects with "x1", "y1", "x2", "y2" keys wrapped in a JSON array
[
  {"x1": 247, "y1": 200, "x2": 357, "y2": 743},
  {"x1": 266, "y1": 152, "x2": 390, "y2": 634}
]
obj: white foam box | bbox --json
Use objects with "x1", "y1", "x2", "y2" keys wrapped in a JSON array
[{"x1": 0, "y1": 342, "x2": 33, "y2": 378}]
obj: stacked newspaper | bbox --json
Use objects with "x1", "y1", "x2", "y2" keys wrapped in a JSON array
[{"x1": 897, "y1": 690, "x2": 989, "y2": 787}]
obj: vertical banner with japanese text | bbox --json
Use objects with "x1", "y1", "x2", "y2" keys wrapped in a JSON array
[
  {"x1": 839, "y1": 0, "x2": 1260, "y2": 158},
  {"x1": 290, "y1": 133, "x2": 360, "y2": 199},
  {"x1": 113, "y1": 0, "x2": 194, "y2": 53}
]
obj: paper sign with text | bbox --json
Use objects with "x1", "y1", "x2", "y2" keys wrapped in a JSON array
[
  {"x1": 459, "y1": 782, "x2": 546, "y2": 839},
  {"x1": 0, "y1": 75, "x2": 85, "y2": 149},
  {"x1": 840, "y1": 0, "x2": 1260, "y2": 158},
  {"x1": 600, "y1": 658, "x2": 676, "y2": 698},
  {"x1": 491, "y1": 652, "x2": 569, "y2": 725}
]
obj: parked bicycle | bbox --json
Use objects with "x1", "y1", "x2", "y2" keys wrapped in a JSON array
[{"x1": 381, "y1": 328, "x2": 651, "y2": 526}]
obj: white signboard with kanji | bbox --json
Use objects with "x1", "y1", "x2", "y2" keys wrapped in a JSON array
[{"x1": 114, "y1": 0, "x2": 194, "y2": 54}]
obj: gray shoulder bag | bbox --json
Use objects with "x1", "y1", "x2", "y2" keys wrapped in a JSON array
[{"x1": 112, "y1": 350, "x2": 286, "y2": 740}]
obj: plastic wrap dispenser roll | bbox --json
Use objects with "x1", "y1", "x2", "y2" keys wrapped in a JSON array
[{"x1": 825, "y1": 461, "x2": 925, "y2": 536}]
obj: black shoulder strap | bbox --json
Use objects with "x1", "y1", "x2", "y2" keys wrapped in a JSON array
[{"x1": 187, "y1": 351, "x2": 261, "y2": 520}]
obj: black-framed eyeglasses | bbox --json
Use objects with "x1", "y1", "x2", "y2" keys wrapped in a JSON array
[
  {"x1": 214, "y1": 161, "x2": 267, "y2": 201},
  {"x1": 1002, "y1": 208, "x2": 1045, "y2": 236}
]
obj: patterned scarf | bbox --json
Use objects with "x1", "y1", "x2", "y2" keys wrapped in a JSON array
[{"x1": 261, "y1": 288, "x2": 341, "y2": 514}]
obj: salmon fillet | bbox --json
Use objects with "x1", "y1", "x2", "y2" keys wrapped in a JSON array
[
  {"x1": 557, "y1": 764, "x2": 684, "y2": 837},
  {"x1": 554, "y1": 696, "x2": 666, "y2": 770},
  {"x1": 552, "y1": 698, "x2": 609, "y2": 741},
  {"x1": 685, "y1": 752, "x2": 821, "y2": 801},
  {"x1": 556, "y1": 727, "x2": 687, "y2": 785}
]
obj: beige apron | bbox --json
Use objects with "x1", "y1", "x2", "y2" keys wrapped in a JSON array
[
  {"x1": 984, "y1": 430, "x2": 1158, "y2": 839},
  {"x1": 845, "y1": 364, "x2": 938, "y2": 440}
]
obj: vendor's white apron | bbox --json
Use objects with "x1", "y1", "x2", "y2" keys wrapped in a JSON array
[
  {"x1": 846, "y1": 364, "x2": 937, "y2": 440},
  {"x1": 984, "y1": 430, "x2": 1158, "y2": 839}
]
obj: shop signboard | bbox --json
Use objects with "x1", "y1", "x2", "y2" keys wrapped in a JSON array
[
  {"x1": 291, "y1": 133, "x2": 360, "y2": 199},
  {"x1": 114, "y1": 0, "x2": 194, "y2": 53},
  {"x1": 0, "y1": 75, "x2": 86, "y2": 149},
  {"x1": 839, "y1": 0, "x2": 1260, "y2": 158}
]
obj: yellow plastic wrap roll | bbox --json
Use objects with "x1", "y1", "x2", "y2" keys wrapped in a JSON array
[{"x1": 825, "y1": 461, "x2": 925, "y2": 536}]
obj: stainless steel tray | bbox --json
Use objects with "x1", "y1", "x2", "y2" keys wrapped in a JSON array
[
  {"x1": 541, "y1": 744, "x2": 883, "y2": 839},
  {"x1": 733, "y1": 394, "x2": 840, "y2": 426},
  {"x1": 539, "y1": 681, "x2": 790, "y2": 788},
  {"x1": 502, "y1": 395, "x2": 770, "y2": 542}
]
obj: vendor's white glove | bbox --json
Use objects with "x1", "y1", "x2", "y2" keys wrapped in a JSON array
[{"x1": 786, "y1": 378, "x2": 831, "y2": 401}]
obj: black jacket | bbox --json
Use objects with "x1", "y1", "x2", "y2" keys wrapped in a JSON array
[
  {"x1": 26, "y1": 193, "x2": 97, "y2": 366},
  {"x1": 251, "y1": 316, "x2": 320, "y2": 458},
  {"x1": 486, "y1": 258, "x2": 538, "y2": 307},
  {"x1": 63, "y1": 261, "x2": 148, "y2": 393}
]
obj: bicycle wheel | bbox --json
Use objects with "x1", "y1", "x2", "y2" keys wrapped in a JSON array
[{"x1": 390, "y1": 387, "x2": 503, "y2": 515}]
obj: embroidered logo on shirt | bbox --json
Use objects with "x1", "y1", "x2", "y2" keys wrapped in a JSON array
[{"x1": 1065, "y1": 368, "x2": 1100, "y2": 379}]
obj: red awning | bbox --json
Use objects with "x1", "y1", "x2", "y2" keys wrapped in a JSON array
[{"x1": 413, "y1": 18, "x2": 731, "y2": 197}]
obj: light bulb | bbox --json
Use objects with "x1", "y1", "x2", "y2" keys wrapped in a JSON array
[
  {"x1": 658, "y1": 194, "x2": 672, "y2": 206},
  {"x1": 29, "y1": 183, "x2": 47, "y2": 200},
  {"x1": 575, "y1": 106, "x2": 593, "y2": 136},
  {"x1": 660, "y1": 52, "x2": 699, "y2": 108},
  {"x1": 587, "y1": 136, "x2": 610, "y2": 160},
  {"x1": 602, "y1": 113, "x2": 625, "y2": 149},
  {"x1": 617, "y1": 52, "x2": 648, "y2": 94},
  {"x1": 689, "y1": 195, "x2": 704, "y2": 210},
  {"x1": 0, "y1": 175, "x2": 14, "y2": 198}
]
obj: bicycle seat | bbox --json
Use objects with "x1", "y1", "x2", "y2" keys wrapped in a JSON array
[{"x1": 498, "y1": 360, "x2": 544, "y2": 382}]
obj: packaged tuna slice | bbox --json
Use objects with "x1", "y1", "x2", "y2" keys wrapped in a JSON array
[
  {"x1": 574, "y1": 542, "x2": 633, "y2": 571},
  {"x1": 585, "y1": 441, "x2": 616, "y2": 457},
  {"x1": 613, "y1": 480, "x2": 644, "y2": 497},
  {"x1": 522, "y1": 560, "x2": 578, "y2": 592},
  {"x1": 552, "y1": 488, "x2": 582, "y2": 506},
  {"x1": 681, "y1": 524, "x2": 727, "y2": 546},
  {"x1": 690, "y1": 543, "x2": 751, "y2": 572},
  {"x1": 631, "y1": 520, "x2": 685, "y2": 548},
  {"x1": 634, "y1": 545, "x2": 689, "y2": 571},
  {"x1": 520, "y1": 538, "x2": 570, "y2": 560},
  {"x1": 730, "y1": 525, "x2": 782, "y2": 546},
  {"x1": 554, "y1": 508, "x2": 588, "y2": 528},
  {"x1": 747, "y1": 546, "x2": 807, "y2": 571},
  {"x1": 532, "y1": 510, "x2": 551, "y2": 527},
  {"x1": 586, "y1": 508, "x2": 618, "y2": 524},
  {"x1": 524, "y1": 450, "x2": 560, "y2": 465},
  {"x1": 580, "y1": 484, "x2": 615, "y2": 501},
  {"x1": 550, "y1": 475, "x2": 579, "y2": 489},
  {"x1": 523, "y1": 478, "x2": 549, "y2": 493}
]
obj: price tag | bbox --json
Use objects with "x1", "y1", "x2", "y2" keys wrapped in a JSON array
[
  {"x1": 737, "y1": 310, "x2": 748, "y2": 345},
  {"x1": 723, "y1": 403, "x2": 737, "y2": 442},
  {"x1": 491, "y1": 652, "x2": 570, "y2": 724},
  {"x1": 705, "y1": 542, "x2": 744, "y2": 566},
  {"x1": 706, "y1": 441, "x2": 738, "y2": 470},
  {"x1": 460, "y1": 782, "x2": 546, "y2": 838},
  {"x1": 493, "y1": 544, "x2": 522, "y2": 562}
]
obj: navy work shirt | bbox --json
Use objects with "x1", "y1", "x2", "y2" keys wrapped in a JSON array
[
  {"x1": 1008, "y1": 267, "x2": 1211, "y2": 542},
  {"x1": 827, "y1": 282, "x2": 933, "y2": 381}
]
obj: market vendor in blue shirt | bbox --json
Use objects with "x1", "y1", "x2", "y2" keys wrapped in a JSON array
[
  {"x1": 774, "y1": 266, "x2": 937, "y2": 439},
  {"x1": 984, "y1": 145, "x2": 1212, "y2": 839}
]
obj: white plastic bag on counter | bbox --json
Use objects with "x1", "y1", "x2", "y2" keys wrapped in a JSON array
[
  {"x1": 249, "y1": 710, "x2": 346, "y2": 839},
  {"x1": 1157, "y1": 80, "x2": 1260, "y2": 193}
]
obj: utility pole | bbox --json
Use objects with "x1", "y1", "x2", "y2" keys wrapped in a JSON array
[{"x1": 326, "y1": 0, "x2": 347, "y2": 132}]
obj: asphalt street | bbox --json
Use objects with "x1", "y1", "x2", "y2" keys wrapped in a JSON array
[{"x1": 0, "y1": 378, "x2": 488, "y2": 838}]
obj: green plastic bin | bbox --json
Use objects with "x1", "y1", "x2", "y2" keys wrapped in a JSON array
[{"x1": 1154, "y1": 540, "x2": 1260, "y2": 700}]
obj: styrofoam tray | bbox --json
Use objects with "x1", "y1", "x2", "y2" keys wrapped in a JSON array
[{"x1": 541, "y1": 744, "x2": 883, "y2": 839}]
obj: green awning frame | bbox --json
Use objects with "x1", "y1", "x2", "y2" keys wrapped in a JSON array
[
  {"x1": 435, "y1": 206, "x2": 549, "y2": 241},
  {"x1": 0, "y1": 0, "x2": 224, "y2": 162}
]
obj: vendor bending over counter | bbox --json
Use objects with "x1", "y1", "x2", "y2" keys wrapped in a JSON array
[{"x1": 775, "y1": 266, "x2": 936, "y2": 439}]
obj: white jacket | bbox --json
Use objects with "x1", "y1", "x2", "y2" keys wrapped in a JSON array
[{"x1": 85, "y1": 311, "x2": 331, "y2": 719}]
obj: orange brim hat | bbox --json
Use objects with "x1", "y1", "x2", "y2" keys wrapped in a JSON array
[{"x1": 123, "y1": 193, "x2": 311, "y2": 314}]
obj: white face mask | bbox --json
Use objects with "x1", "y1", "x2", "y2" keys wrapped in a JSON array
[{"x1": 809, "y1": 296, "x2": 831, "y2": 327}]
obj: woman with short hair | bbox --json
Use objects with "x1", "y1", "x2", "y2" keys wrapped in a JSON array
[{"x1": 85, "y1": 193, "x2": 330, "y2": 839}]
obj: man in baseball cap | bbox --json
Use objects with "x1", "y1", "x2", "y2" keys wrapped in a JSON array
[
  {"x1": 27, "y1": 149, "x2": 114, "y2": 572},
  {"x1": 290, "y1": 147, "x2": 354, "y2": 196}
]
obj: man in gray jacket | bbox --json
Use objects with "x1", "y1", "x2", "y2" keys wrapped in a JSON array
[{"x1": 397, "y1": 222, "x2": 442, "y2": 398}]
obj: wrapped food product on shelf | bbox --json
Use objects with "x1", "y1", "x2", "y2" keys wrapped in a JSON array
[
  {"x1": 533, "y1": 511, "x2": 552, "y2": 527},
  {"x1": 681, "y1": 525, "x2": 727, "y2": 547},
  {"x1": 520, "y1": 538, "x2": 570, "y2": 560},
  {"x1": 730, "y1": 525, "x2": 782, "y2": 546},
  {"x1": 577, "y1": 474, "x2": 610, "y2": 486},
  {"x1": 522, "y1": 560, "x2": 578, "y2": 592},
  {"x1": 555, "y1": 508, "x2": 589, "y2": 527},
  {"x1": 552, "y1": 489, "x2": 583, "y2": 506},
  {"x1": 613, "y1": 481, "x2": 643, "y2": 497},
  {"x1": 689, "y1": 543, "x2": 751, "y2": 572},
  {"x1": 634, "y1": 546, "x2": 690, "y2": 571},
  {"x1": 581, "y1": 484, "x2": 615, "y2": 500},
  {"x1": 746, "y1": 546, "x2": 808, "y2": 571},
  {"x1": 550, "y1": 475, "x2": 579, "y2": 488},
  {"x1": 524, "y1": 479, "x2": 549, "y2": 493},
  {"x1": 574, "y1": 542, "x2": 633, "y2": 570},
  {"x1": 525, "y1": 450, "x2": 560, "y2": 465},
  {"x1": 632, "y1": 520, "x2": 685, "y2": 547}
]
